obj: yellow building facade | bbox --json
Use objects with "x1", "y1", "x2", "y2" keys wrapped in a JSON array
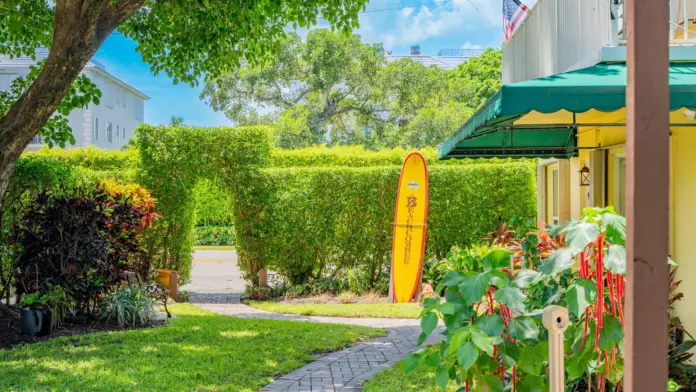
[{"x1": 533, "y1": 108, "x2": 696, "y2": 334}]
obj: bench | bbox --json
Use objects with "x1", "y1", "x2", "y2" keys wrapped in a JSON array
[{"x1": 124, "y1": 270, "x2": 179, "y2": 318}]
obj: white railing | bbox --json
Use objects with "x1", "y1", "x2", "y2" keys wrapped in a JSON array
[
  {"x1": 503, "y1": 0, "x2": 696, "y2": 84},
  {"x1": 617, "y1": 0, "x2": 696, "y2": 44},
  {"x1": 29, "y1": 135, "x2": 42, "y2": 144}
]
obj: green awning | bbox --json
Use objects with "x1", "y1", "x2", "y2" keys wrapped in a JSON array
[{"x1": 439, "y1": 63, "x2": 696, "y2": 159}]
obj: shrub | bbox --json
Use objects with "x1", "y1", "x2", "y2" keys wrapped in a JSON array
[
  {"x1": 240, "y1": 163, "x2": 536, "y2": 287},
  {"x1": 406, "y1": 207, "x2": 634, "y2": 391},
  {"x1": 43, "y1": 285, "x2": 76, "y2": 328},
  {"x1": 99, "y1": 285, "x2": 157, "y2": 327},
  {"x1": 135, "y1": 125, "x2": 273, "y2": 284},
  {"x1": 13, "y1": 184, "x2": 157, "y2": 315},
  {"x1": 194, "y1": 226, "x2": 236, "y2": 246},
  {"x1": 193, "y1": 179, "x2": 234, "y2": 227},
  {"x1": 269, "y1": 145, "x2": 506, "y2": 168}
]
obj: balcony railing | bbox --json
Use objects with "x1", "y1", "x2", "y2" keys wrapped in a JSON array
[
  {"x1": 617, "y1": 0, "x2": 696, "y2": 44},
  {"x1": 503, "y1": 0, "x2": 696, "y2": 84}
]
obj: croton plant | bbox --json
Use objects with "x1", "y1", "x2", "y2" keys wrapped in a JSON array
[{"x1": 404, "y1": 207, "x2": 657, "y2": 392}]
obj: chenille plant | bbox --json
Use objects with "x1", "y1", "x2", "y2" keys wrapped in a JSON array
[{"x1": 405, "y1": 207, "x2": 632, "y2": 392}]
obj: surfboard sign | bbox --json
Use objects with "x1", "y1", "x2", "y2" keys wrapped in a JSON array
[{"x1": 391, "y1": 152, "x2": 429, "y2": 303}]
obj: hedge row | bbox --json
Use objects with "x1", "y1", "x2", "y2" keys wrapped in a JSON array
[
  {"x1": 248, "y1": 163, "x2": 536, "y2": 285},
  {"x1": 6, "y1": 126, "x2": 536, "y2": 287},
  {"x1": 194, "y1": 226, "x2": 236, "y2": 246},
  {"x1": 269, "y1": 145, "x2": 512, "y2": 168}
]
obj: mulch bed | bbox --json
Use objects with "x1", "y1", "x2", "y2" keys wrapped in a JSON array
[{"x1": 0, "y1": 310, "x2": 165, "y2": 350}]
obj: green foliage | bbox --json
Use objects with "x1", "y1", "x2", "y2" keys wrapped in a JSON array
[
  {"x1": 269, "y1": 145, "x2": 485, "y2": 167},
  {"x1": 135, "y1": 125, "x2": 273, "y2": 284},
  {"x1": 13, "y1": 184, "x2": 155, "y2": 315},
  {"x1": 42, "y1": 285, "x2": 76, "y2": 328},
  {"x1": 243, "y1": 162, "x2": 535, "y2": 286},
  {"x1": 401, "y1": 102, "x2": 475, "y2": 148},
  {"x1": 99, "y1": 285, "x2": 157, "y2": 327},
  {"x1": 408, "y1": 208, "x2": 634, "y2": 391},
  {"x1": 202, "y1": 31, "x2": 503, "y2": 148},
  {"x1": 448, "y1": 48, "x2": 502, "y2": 109},
  {"x1": 194, "y1": 226, "x2": 236, "y2": 246},
  {"x1": 202, "y1": 29, "x2": 386, "y2": 148},
  {"x1": 192, "y1": 179, "x2": 234, "y2": 227}
]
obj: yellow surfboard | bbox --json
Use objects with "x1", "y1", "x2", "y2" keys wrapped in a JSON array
[{"x1": 391, "y1": 152, "x2": 429, "y2": 303}]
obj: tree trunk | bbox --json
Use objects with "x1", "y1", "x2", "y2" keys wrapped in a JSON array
[{"x1": 0, "y1": 0, "x2": 144, "y2": 206}]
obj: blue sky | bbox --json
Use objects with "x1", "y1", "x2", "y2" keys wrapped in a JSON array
[{"x1": 94, "y1": 0, "x2": 535, "y2": 127}]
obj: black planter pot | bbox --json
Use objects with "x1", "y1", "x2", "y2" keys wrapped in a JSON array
[
  {"x1": 37, "y1": 307, "x2": 54, "y2": 337},
  {"x1": 19, "y1": 308, "x2": 43, "y2": 336}
]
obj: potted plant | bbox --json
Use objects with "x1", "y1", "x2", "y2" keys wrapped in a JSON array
[{"x1": 19, "y1": 293, "x2": 46, "y2": 336}]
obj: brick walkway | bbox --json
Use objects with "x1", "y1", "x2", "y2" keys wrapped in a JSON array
[{"x1": 190, "y1": 293, "x2": 442, "y2": 391}]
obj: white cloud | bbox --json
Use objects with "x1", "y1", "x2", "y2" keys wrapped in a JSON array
[
  {"x1": 461, "y1": 41, "x2": 484, "y2": 49},
  {"x1": 367, "y1": 0, "x2": 501, "y2": 49}
]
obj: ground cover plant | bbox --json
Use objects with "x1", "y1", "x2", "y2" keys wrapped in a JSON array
[
  {"x1": 247, "y1": 301, "x2": 421, "y2": 319},
  {"x1": 0, "y1": 303, "x2": 384, "y2": 392}
]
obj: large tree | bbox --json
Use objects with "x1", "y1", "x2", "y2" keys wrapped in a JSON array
[
  {"x1": 201, "y1": 29, "x2": 387, "y2": 147},
  {"x1": 202, "y1": 31, "x2": 503, "y2": 149},
  {"x1": 0, "y1": 0, "x2": 368, "y2": 206}
]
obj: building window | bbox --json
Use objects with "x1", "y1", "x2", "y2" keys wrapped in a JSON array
[
  {"x1": 107, "y1": 122, "x2": 113, "y2": 143},
  {"x1": 122, "y1": 128, "x2": 127, "y2": 144},
  {"x1": 116, "y1": 125, "x2": 120, "y2": 140},
  {"x1": 93, "y1": 118, "x2": 99, "y2": 141}
]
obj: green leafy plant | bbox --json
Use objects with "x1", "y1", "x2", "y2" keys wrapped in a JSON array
[
  {"x1": 13, "y1": 184, "x2": 157, "y2": 315},
  {"x1": 99, "y1": 285, "x2": 156, "y2": 327},
  {"x1": 405, "y1": 207, "x2": 629, "y2": 391},
  {"x1": 43, "y1": 285, "x2": 76, "y2": 328},
  {"x1": 19, "y1": 293, "x2": 47, "y2": 309},
  {"x1": 669, "y1": 268, "x2": 696, "y2": 391}
]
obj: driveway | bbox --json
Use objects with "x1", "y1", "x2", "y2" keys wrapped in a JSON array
[{"x1": 181, "y1": 250, "x2": 246, "y2": 302}]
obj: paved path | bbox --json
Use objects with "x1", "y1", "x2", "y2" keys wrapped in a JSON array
[
  {"x1": 184, "y1": 250, "x2": 442, "y2": 391},
  {"x1": 181, "y1": 250, "x2": 245, "y2": 298}
]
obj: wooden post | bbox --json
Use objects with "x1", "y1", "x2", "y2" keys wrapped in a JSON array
[
  {"x1": 625, "y1": 0, "x2": 670, "y2": 391},
  {"x1": 169, "y1": 271, "x2": 179, "y2": 301}
]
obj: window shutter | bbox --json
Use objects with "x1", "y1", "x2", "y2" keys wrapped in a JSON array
[{"x1": 589, "y1": 150, "x2": 607, "y2": 207}]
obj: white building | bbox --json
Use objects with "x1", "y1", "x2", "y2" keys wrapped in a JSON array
[
  {"x1": 386, "y1": 46, "x2": 485, "y2": 70},
  {"x1": 0, "y1": 49, "x2": 149, "y2": 151}
]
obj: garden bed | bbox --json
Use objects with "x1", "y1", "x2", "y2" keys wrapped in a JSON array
[{"x1": 0, "y1": 311, "x2": 165, "y2": 349}]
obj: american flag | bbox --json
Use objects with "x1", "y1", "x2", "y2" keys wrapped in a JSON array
[{"x1": 503, "y1": 0, "x2": 530, "y2": 41}]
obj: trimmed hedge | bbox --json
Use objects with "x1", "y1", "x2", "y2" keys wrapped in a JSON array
[
  {"x1": 249, "y1": 163, "x2": 536, "y2": 285},
  {"x1": 194, "y1": 226, "x2": 236, "y2": 246},
  {"x1": 269, "y1": 145, "x2": 500, "y2": 168},
  {"x1": 5, "y1": 127, "x2": 536, "y2": 288},
  {"x1": 135, "y1": 125, "x2": 272, "y2": 283}
]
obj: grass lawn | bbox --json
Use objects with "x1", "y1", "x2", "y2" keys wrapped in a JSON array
[
  {"x1": 193, "y1": 245, "x2": 236, "y2": 250},
  {"x1": 248, "y1": 301, "x2": 422, "y2": 319},
  {"x1": 0, "y1": 303, "x2": 384, "y2": 392},
  {"x1": 364, "y1": 360, "x2": 458, "y2": 392}
]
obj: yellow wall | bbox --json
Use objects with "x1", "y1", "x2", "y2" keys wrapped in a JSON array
[
  {"x1": 525, "y1": 108, "x2": 696, "y2": 336},
  {"x1": 671, "y1": 127, "x2": 696, "y2": 337}
]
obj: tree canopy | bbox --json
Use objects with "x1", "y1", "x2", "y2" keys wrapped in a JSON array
[
  {"x1": 0, "y1": 0, "x2": 369, "y2": 206},
  {"x1": 201, "y1": 30, "x2": 502, "y2": 149}
]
